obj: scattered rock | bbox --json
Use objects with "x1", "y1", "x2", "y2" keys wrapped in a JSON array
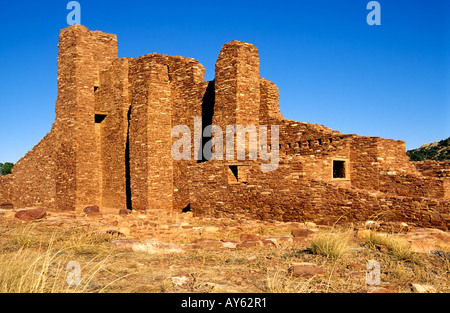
[
  {"x1": 237, "y1": 240, "x2": 263, "y2": 249},
  {"x1": 119, "y1": 209, "x2": 129, "y2": 216},
  {"x1": 111, "y1": 239, "x2": 138, "y2": 249},
  {"x1": 132, "y1": 239, "x2": 185, "y2": 254},
  {"x1": 14, "y1": 208, "x2": 47, "y2": 221},
  {"x1": 202, "y1": 282, "x2": 215, "y2": 290},
  {"x1": 203, "y1": 226, "x2": 219, "y2": 232},
  {"x1": 119, "y1": 227, "x2": 131, "y2": 236},
  {"x1": 222, "y1": 241, "x2": 237, "y2": 249},
  {"x1": 397, "y1": 228, "x2": 450, "y2": 253},
  {"x1": 263, "y1": 236, "x2": 293, "y2": 245},
  {"x1": 189, "y1": 240, "x2": 222, "y2": 249},
  {"x1": 192, "y1": 238, "x2": 216, "y2": 243},
  {"x1": 291, "y1": 228, "x2": 314, "y2": 238},
  {"x1": 260, "y1": 239, "x2": 276, "y2": 246},
  {"x1": 409, "y1": 239, "x2": 435, "y2": 253},
  {"x1": 182, "y1": 212, "x2": 194, "y2": 218},
  {"x1": 431, "y1": 249, "x2": 450, "y2": 258},
  {"x1": 83, "y1": 205, "x2": 100, "y2": 214},
  {"x1": 411, "y1": 283, "x2": 436, "y2": 293},
  {"x1": 171, "y1": 274, "x2": 190, "y2": 287},
  {"x1": 112, "y1": 239, "x2": 184, "y2": 254},
  {"x1": 240, "y1": 234, "x2": 260, "y2": 241},
  {"x1": 347, "y1": 263, "x2": 366, "y2": 271},
  {"x1": 289, "y1": 263, "x2": 324, "y2": 278},
  {"x1": 106, "y1": 230, "x2": 126, "y2": 237},
  {"x1": 0, "y1": 203, "x2": 14, "y2": 210},
  {"x1": 221, "y1": 238, "x2": 240, "y2": 243},
  {"x1": 364, "y1": 220, "x2": 380, "y2": 230},
  {"x1": 379, "y1": 221, "x2": 410, "y2": 233},
  {"x1": 375, "y1": 244, "x2": 389, "y2": 253},
  {"x1": 356, "y1": 229, "x2": 372, "y2": 239},
  {"x1": 360, "y1": 286, "x2": 392, "y2": 293}
]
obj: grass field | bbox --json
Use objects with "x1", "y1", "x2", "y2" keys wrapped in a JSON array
[{"x1": 0, "y1": 215, "x2": 448, "y2": 293}]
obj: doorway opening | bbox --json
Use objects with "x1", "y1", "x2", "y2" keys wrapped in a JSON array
[{"x1": 125, "y1": 106, "x2": 132, "y2": 211}]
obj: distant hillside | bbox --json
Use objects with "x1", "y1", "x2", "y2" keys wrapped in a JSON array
[{"x1": 407, "y1": 137, "x2": 450, "y2": 161}]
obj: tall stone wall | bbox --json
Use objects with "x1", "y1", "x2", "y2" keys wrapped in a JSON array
[
  {"x1": 128, "y1": 58, "x2": 173, "y2": 211},
  {"x1": 213, "y1": 41, "x2": 261, "y2": 161},
  {"x1": 214, "y1": 40, "x2": 260, "y2": 128},
  {"x1": 5, "y1": 25, "x2": 118, "y2": 211},
  {"x1": 259, "y1": 78, "x2": 283, "y2": 124},
  {"x1": 94, "y1": 58, "x2": 131, "y2": 209},
  {"x1": 131, "y1": 54, "x2": 206, "y2": 211},
  {"x1": 54, "y1": 25, "x2": 117, "y2": 210}
]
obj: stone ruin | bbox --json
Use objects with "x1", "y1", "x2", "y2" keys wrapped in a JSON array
[{"x1": 0, "y1": 25, "x2": 448, "y2": 230}]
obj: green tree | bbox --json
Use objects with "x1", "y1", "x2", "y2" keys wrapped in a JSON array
[{"x1": 0, "y1": 162, "x2": 14, "y2": 175}]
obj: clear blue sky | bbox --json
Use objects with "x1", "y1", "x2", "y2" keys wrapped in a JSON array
[{"x1": 0, "y1": 0, "x2": 448, "y2": 163}]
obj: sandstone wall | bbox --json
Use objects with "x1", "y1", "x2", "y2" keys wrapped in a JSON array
[
  {"x1": 378, "y1": 174, "x2": 448, "y2": 199},
  {"x1": 214, "y1": 41, "x2": 260, "y2": 128},
  {"x1": 128, "y1": 58, "x2": 173, "y2": 211},
  {"x1": 11, "y1": 132, "x2": 57, "y2": 208},
  {"x1": 55, "y1": 25, "x2": 117, "y2": 210},
  {"x1": 377, "y1": 138, "x2": 419, "y2": 175},
  {"x1": 0, "y1": 175, "x2": 13, "y2": 205},
  {"x1": 413, "y1": 161, "x2": 450, "y2": 178},
  {"x1": 213, "y1": 41, "x2": 261, "y2": 162},
  {"x1": 259, "y1": 78, "x2": 283, "y2": 124},
  {"x1": 94, "y1": 58, "x2": 131, "y2": 209},
  {"x1": 189, "y1": 161, "x2": 450, "y2": 230},
  {"x1": 132, "y1": 54, "x2": 206, "y2": 211}
]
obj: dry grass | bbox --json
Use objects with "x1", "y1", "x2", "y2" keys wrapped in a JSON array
[
  {"x1": 0, "y1": 220, "x2": 448, "y2": 293},
  {"x1": 364, "y1": 231, "x2": 418, "y2": 263},
  {"x1": 310, "y1": 229, "x2": 353, "y2": 260},
  {"x1": 0, "y1": 222, "x2": 117, "y2": 293},
  {"x1": 264, "y1": 267, "x2": 314, "y2": 293}
]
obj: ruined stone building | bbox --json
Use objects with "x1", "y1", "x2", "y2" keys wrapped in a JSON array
[{"x1": 0, "y1": 25, "x2": 448, "y2": 229}]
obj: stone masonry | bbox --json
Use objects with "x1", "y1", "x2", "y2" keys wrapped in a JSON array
[{"x1": 0, "y1": 25, "x2": 448, "y2": 230}]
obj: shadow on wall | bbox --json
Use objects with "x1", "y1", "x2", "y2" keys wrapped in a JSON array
[{"x1": 198, "y1": 80, "x2": 215, "y2": 163}]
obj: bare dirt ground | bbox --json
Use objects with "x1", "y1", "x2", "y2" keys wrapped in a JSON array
[{"x1": 0, "y1": 207, "x2": 448, "y2": 293}]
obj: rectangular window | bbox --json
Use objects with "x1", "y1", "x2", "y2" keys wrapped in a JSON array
[
  {"x1": 95, "y1": 114, "x2": 107, "y2": 124},
  {"x1": 333, "y1": 160, "x2": 346, "y2": 179}
]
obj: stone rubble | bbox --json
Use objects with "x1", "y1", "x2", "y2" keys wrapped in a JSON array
[{"x1": 2, "y1": 206, "x2": 447, "y2": 255}]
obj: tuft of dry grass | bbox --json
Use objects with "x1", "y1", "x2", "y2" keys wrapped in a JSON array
[
  {"x1": 310, "y1": 229, "x2": 353, "y2": 260},
  {"x1": 364, "y1": 231, "x2": 418, "y2": 263},
  {"x1": 264, "y1": 267, "x2": 314, "y2": 293}
]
